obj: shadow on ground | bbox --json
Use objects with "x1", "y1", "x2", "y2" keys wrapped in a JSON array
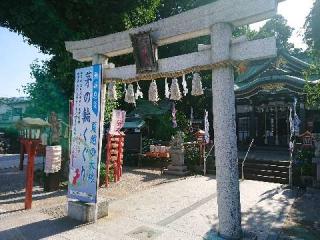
[
  {"x1": 280, "y1": 189, "x2": 320, "y2": 239},
  {"x1": 0, "y1": 216, "x2": 83, "y2": 240}
]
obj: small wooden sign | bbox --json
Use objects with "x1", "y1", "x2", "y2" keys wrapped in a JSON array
[{"x1": 130, "y1": 31, "x2": 158, "y2": 73}]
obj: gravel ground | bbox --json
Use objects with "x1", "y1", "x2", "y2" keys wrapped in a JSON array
[{"x1": 0, "y1": 166, "x2": 187, "y2": 219}]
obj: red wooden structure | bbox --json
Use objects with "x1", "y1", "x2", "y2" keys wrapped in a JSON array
[
  {"x1": 299, "y1": 131, "x2": 314, "y2": 149},
  {"x1": 20, "y1": 138, "x2": 41, "y2": 209},
  {"x1": 105, "y1": 133, "x2": 125, "y2": 187}
]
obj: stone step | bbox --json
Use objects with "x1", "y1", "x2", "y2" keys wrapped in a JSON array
[
  {"x1": 243, "y1": 168, "x2": 289, "y2": 178},
  {"x1": 243, "y1": 173, "x2": 288, "y2": 184}
]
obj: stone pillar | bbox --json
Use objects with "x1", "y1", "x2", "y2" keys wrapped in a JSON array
[{"x1": 211, "y1": 23, "x2": 242, "y2": 239}]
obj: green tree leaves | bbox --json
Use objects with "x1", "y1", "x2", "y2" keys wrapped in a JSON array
[{"x1": 305, "y1": 0, "x2": 320, "y2": 52}]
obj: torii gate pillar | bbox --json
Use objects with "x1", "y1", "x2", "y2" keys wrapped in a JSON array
[{"x1": 211, "y1": 23, "x2": 241, "y2": 238}]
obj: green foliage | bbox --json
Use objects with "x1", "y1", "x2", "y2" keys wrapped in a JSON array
[
  {"x1": 184, "y1": 144, "x2": 201, "y2": 173},
  {"x1": 2, "y1": 127, "x2": 19, "y2": 153},
  {"x1": 147, "y1": 111, "x2": 189, "y2": 141},
  {"x1": 305, "y1": 80, "x2": 320, "y2": 109},
  {"x1": 296, "y1": 148, "x2": 314, "y2": 176},
  {"x1": 250, "y1": 15, "x2": 294, "y2": 51},
  {"x1": 305, "y1": 0, "x2": 320, "y2": 52},
  {"x1": 99, "y1": 162, "x2": 114, "y2": 186},
  {"x1": 303, "y1": 54, "x2": 320, "y2": 109},
  {"x1": 22, "y1": 60, "x2": 68, "y2": 119}
]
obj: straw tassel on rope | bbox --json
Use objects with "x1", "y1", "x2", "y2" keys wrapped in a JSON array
[
  {"x1": 125, "y1": 84, "x2": 136, "y2": 105},
  {"x1": 148, "y1": 80, "x2": 159, "y2": 102},
  {"x1": 170, "y1": 78, "x2": 182, "y2": 101},
  {"x1": 191, "y1": 73, "x2": 204, "y2": 96},
  {"x1": 107, "y1": 81, "x2": 117, "y2": 100}
]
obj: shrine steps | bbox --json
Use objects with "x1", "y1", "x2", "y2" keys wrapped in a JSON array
[
  {"x1": 205, "y1": 159, "x2": 290, "y2": 184},
  {"x1": 240, "y1": 159, "x2": 290, "y2": 184}
]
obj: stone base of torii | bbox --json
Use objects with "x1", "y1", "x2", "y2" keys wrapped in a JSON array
[{"x1": 65, "y1": 0, "x2": 283, "y2": 238}]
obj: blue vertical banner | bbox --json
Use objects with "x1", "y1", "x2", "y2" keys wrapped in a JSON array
[{"x1": 68, "y1": 64, "x2": 102, "y2": 203}]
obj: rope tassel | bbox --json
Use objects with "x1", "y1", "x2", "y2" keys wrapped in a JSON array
[{"x1": 191, "y1": 73, "x2": 204, "y2": 96}]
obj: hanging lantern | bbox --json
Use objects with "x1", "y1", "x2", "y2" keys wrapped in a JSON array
[
  {"x1": 148, "y1": 80, "x2": 159, "y2": 102},
  {"x1": 165, "y1": 78, "x2": 170, "y2": 99},
  {"x1": 182, "y1": 74, "x2": 188, "y2": 96},
  {"x1": 125, "y1": 84, "x2": 136, "y2": 105},
  {"x1": 135, "y1": 82, "x2": 143, "y2": 99},
  {"x1": 170, "y1": 78, "x2": 182, "y2": 101},
  {"x1": 107, "y1": 82, "x2": 117, "y2": 100},
  {"x1": 191, "y1": 73, "x2": 204, "y2": 96}
]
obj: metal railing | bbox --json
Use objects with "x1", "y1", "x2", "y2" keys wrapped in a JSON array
[
  {"x1": 203, "y1": 144, "x2": 214, "y2": 175},
  {"x1": 241, "y1": 138, "x2": 255, "y2": 181}
]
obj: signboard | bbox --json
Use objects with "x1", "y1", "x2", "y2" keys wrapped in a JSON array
[
  {"x1": 130, "y1": 31, "x2": 158, "y2": 73},
  {"x1": 109, "y1": 110, "x2": 126, "y2": 135},
  {"x1": 68, "y1": 64, "x2": 102, "y2": 203}
]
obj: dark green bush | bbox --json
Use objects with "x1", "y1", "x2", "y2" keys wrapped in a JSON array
[
  {"x1": 296, "y1": 148, "x2": 315, "y2": 176},
  {"x1": 185, "y1": 144, "x2": 201, "y2": 173}
]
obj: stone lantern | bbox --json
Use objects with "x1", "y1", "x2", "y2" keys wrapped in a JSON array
[{"x1": 164, "y1": 131, "x2": 189, "y2": 176}]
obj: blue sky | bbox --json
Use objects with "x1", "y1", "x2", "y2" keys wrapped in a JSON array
[
  {"x1": 0, "y1": 28, "x2": 50, "y2": 98},
  {"x1": 0, "y1": 0, "x2": 316, "y2": 98}
]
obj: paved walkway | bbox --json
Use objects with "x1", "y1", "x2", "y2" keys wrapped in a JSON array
[{"x1": 0, "y1": 177, "x2": 296, "y2": 240}]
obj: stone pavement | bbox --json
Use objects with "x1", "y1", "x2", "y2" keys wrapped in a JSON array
[
  {"x1": 0, "y1": 154, "x2": 43, "y2": 170},
  {"x1": 0, "y1": 176, "x2": 296, "y2": 240}
]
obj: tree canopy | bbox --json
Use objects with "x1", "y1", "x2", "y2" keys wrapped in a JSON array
[
  {"x1": 305, "y1": 0, "x2": 320, "y2": 53},
  {"x1": 251, "y1": 15, "x2": 294, "y2": 51}
]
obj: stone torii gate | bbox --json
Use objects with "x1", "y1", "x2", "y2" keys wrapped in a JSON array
[{"x1": 66, "y1": 0, "x2": 282, "y2": 238}]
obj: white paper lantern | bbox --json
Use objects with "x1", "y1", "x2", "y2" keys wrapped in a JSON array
[
  {"x1": 148, "y1": 80, "x2": 159, "y2": 102},
  {"x1": 170, "y1": 78, "x2": 182, "y2": 101},
  {"x1": 191, "y1": 73, "x2": 204, "y2": 96},
  {"x1": 45, "y1": 145, "x2": 62, "y2": 173}
]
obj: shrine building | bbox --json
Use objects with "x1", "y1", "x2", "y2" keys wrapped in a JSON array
[{"x1": 234, "y1": 50, "x2": 320, "y2": 146}]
